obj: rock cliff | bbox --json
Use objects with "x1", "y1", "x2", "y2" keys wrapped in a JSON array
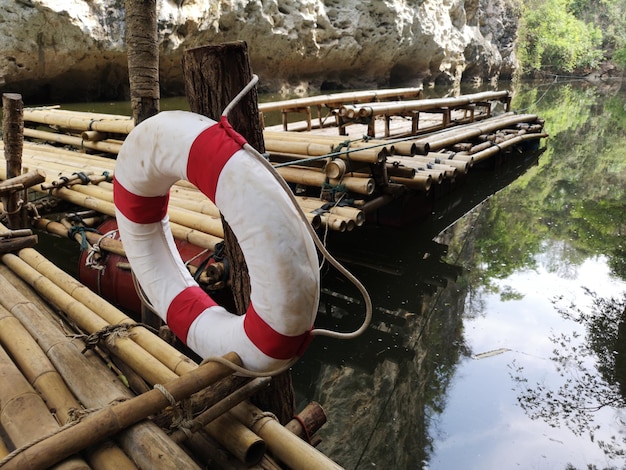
[{"x1": 0, "y1": 0, "x2": 520, "y2": 103}]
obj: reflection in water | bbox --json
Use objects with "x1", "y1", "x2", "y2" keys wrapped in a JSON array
[
  {"x1": 292, "y1": 79, "x2": 626, "y2": 469},
  {"x1": 511, "y1": 290, "x2": 626, "y2": 460}
]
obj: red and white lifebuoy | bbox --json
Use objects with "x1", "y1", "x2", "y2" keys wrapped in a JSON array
[{"x1": 113, "y1": 111, "x2": 320, "y2": 372}]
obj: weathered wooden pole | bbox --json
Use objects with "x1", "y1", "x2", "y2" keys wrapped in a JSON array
[
  {"x1": 2, "y1": 93, "x2": 26, "y2": 229},
  {"x1": 125, "y1": 0, "x2": 160, "y2": 124},
  {"x1": 182, "y1": 41, "x2": 295, "y2": 423}
]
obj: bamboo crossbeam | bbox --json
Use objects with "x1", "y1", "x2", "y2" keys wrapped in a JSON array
[
  {"x1": 23, "y1": 107, "x2": 135, "y2": 134},
  {"x1": 338, "y1": 90, "x2": 509, "y2": 119},
  {"x1": 265, "y1": 138, "x2": 386, "y2": 164},
  {"x1": 257, "y1": 86, "x2": 423, "y2": 113},
  {"x1": 24, "y1": 127, "x2": 122, "y2": 154}
]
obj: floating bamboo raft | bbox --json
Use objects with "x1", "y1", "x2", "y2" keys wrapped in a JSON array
[{"x1": 12, "y1": 91, "x2": 546, "y2": 234}]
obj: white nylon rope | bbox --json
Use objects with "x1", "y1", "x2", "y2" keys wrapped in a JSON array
[{"x1": 224, "y1": 74, "x2": 373, "y2": 342}]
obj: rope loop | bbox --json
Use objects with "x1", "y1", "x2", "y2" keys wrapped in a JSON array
[{"x1": 74, "y1": 323, "x2": 139, "y2": 354}]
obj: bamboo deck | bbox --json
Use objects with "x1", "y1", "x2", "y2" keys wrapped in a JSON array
[{"x1": 0, "y1": 89, "x2": 546, "y2": 469}]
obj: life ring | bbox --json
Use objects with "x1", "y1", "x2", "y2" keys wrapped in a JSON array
[{"x1": 113, "y1": 110, "x2": 320, "y2": 372}]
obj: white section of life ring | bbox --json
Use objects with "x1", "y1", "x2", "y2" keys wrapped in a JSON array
[{"x1": 114, "y1": 110, "x2": 320, "y2": 372}]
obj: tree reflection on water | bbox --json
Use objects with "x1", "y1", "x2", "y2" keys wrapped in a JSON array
[{"x1": 511, "y1": 289, "x2": 626, "y2": 460}]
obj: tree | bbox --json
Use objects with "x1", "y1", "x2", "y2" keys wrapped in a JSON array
[{"x1": 125, "y1": 0, "x2": 160, "y2": 124}]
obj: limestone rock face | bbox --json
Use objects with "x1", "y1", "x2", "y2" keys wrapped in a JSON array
[{"x1": 0, "y1": 0, "x2": 520, "y2": 102}]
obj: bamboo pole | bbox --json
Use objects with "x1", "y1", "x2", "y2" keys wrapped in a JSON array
[
  {"x1": 204, "y1": 413, "x2": 266, "y2": 465},
  {"x1": 257, "y1": 86, "x2": 423, "y2": 113},
  {"x1": 231, "y1": 401, "x2": 343, "y2": 470},
  {"x1": 23, "y1": 108, "x2": 135, "y2": 134},
  {"x1": 0, "y1": 352, "x2": 240, "y2": 470}
]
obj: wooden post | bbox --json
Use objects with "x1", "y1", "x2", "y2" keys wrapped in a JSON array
[
  {"x1": 182, "y1": 41, "x2": 295, "y2": 423},
  {"x1": 2, "y1": 93, "x2": 26, "y2": 229}
]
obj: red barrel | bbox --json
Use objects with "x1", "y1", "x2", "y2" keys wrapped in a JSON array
[{"x1": 78, "y1": 218, "x2": 211, "y2": 315}]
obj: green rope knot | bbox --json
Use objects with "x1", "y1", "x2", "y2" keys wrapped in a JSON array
[{"x1": 68, "y1": 226, "x2": 100, "y2": 251}]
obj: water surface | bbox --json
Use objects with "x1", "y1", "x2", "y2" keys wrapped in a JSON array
[{"x1": 292, "y1": 79, "x2": 626, "y2": 470}]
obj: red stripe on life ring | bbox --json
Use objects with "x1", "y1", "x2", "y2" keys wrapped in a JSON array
[
  {"x1": 113, "y1": 178, "x2": 169, "y2": 224},
  {"x1": 243, "y1": 304, "x2": 314, "y2": 359},
  {"x1": 167, "y1": 286, "x2": 219, "y2": 343},
  {"x1": 187, "y1": 118, "x2": 247, "y2": 202}
]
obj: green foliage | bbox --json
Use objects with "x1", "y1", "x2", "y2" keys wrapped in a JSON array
[{"x1": 517, "y1": 0, "x2": 603, "y2": 75}]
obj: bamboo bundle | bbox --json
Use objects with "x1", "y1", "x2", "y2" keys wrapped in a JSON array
[
  {"x1": 12, "y1": 248, "x2": 197, "y2": 377},
  {"x1": 387, "y1": 156, "x2": 457, "y2": 179},
  {"x1": 297, "y1": 196, "x2": 366, "y2": 227},
  {"x1": 0, "y1": 343, "x2": 91, "y2": 470},
  {"x1": 276, "y1": 165, "x2": 375, "y2": 195},
  {"x1": 2, "y1": 252, "x2": 181, "y2": 386},
  {"x1": 413, "y1": 113, "x2": 540, "y2": 153},
  {"x1": 24, "y1": 127, "x2": 123, "y2": 154},
  {"x1": 1, "y1": 170, "x2": 223, "y2": 250},
  {"x1": 0, "y1": 303, "x2": 138, "y2": 470},
  {"x1": 0, "y1": 264, "x2": 213, "y2": 469},
  {"x1": 457, "y1": 132, "x2": 549, "y2": 163},
  {"x1": 408, "y1": 154, "x2": 470, "y2": 173},
  {"x1": 389, "y1": 173, "x2": 432, "y2": 191},
  {"x1": 23, "y1": 107, "x2": 135, "y2": 134},
  {"x1": 0, "y1": 352, "x2": 240, "y2": 470}
]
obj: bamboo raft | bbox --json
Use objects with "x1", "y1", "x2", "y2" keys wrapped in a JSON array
[{"x1": 13, "y1": 91, "x2": 546, "y2": 233}]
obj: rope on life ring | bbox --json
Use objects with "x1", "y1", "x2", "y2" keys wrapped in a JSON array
[{"x1": 114, "y1": 75, "x2": 372, "y2": 375}]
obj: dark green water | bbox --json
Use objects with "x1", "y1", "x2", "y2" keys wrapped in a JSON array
[{"x1": 46, "y1": 78, "x2": 626, "y2": 469}]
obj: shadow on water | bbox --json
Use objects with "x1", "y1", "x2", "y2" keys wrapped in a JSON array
[{"x1": 291, "y1": 145, "x2": 544, "y2": 467}]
